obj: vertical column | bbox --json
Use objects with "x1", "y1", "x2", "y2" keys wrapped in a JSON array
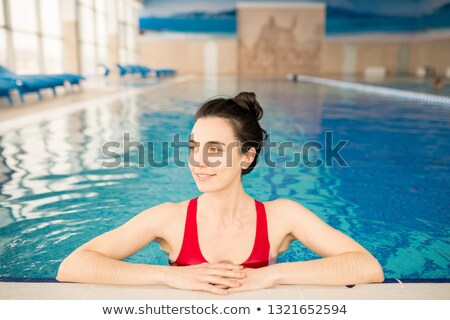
[
  {"x1": 397, "y1": 43, "x2": 409, "y2": 76},
  {"x1": 61, "y1": 0, "x2": 80, "y2": 73},
  {"x1": 36, "y1": 0, "x2": 44, "y2": 73},
  {"x1": 203, "y1": 40, "x2": 218, "y2": 77},
  {"x1": 107, "y1": 1, "x2": 119, "y2": 67},
  {"x1": 342, "y1": 43, "x2": 356, "y2": 75},
  {"x1": 3, "y1": 0, "x2": 15, "y2": 70}
]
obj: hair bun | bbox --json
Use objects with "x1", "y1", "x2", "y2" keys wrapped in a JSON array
[{"x1": 232, "y1": 92, "x2": 263, "y2": 121}]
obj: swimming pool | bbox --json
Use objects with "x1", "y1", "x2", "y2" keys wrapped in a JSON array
[{"x1": 0, "y1": 77, "x2": 449, "y2": 281}]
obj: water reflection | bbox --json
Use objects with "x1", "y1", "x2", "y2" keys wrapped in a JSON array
[{"x1": 0, "y1": 98, "x2": 142, "y2": 224}]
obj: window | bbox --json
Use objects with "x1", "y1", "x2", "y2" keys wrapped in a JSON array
[
  {"x1": 79, "y1": 0, "x2": 93, "y2": 8},
  {"x1": 127, "y1": 50, "x2": 136, "y2": 65},
  {"x1": 131, "y1": 7, "x2": 138, "y2": 27},
  {"x1": 3, "y1": 0, "x2": 139, "y2": 75},
  {"x1": 0, "y1": 29, "x2": 7, "y2": 66},
  {"x1": 79, "y1": 5, "x2": 95, "y2": 43},
  {"x1": 0, "y1": 0, "x2": 5, "y2": 26},
  {"x1": 119, "y1": 23, "x2": 126, "y2": 48},
  {"x1": 127, "y1": 25, "x2": 135, "y2": 52},
  {"x1": 40, "y1": 0, "x2": 62, "y2": 37},
  {"x1": 96, "y1": 11, "x2": 107, "y2": 45},
  {"x1": 117, "y1": 0, "x2": 125, "y2": 23},
  {"x1": 127, "y1": 3, "x2": 134, "y2": 25},
  {"x1": 9, "y1": 0, "x2": 38, "y2": 33},
  {"x1": 95, "y1": 0, "x2": 106, "y2": 14},
  {"x1": 12, "y1": 32, "x2": 39, "y2": 74},
  {"x1": 80, "y1": 42, "x2": 96, "y2": 76},
  {"x1": 119, "y1": 47, "x2": 127, "y2": 64},
  {"x1": 115, "y1": 1, "x2": 139, "y2": 65},
  {"x1": 97, "y1": 45, "x2": 107, "y2": 65},
  {"x1": 43, "y1": 37, "x2": 63, "y2": 73},
  {"x1": 40, "y1": 0, "x2": 63, "y2": 73}
]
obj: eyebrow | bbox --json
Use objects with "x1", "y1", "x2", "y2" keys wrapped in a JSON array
[{"x1": 189, "y1": 139, "x2": 226, "y2": 146}]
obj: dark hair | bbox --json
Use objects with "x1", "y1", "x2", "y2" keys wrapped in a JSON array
[{"x1": 194, "y1": 92, "x2": 267, "y2": 176}]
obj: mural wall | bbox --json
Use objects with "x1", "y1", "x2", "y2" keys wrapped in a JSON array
[
  {"x1": 138, "y1": 1, "x2": 450, "y2": 77},
  {"x1": 237, "y1": 4, "x2": 324, "y2": 76},
  {"x1": 140, "y1": 0, "x2": 450, "y2": 35}
]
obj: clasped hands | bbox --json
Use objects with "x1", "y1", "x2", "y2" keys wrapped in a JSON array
[{"x1": 166, "y1": 262, "x2": 276, "y2": 295}]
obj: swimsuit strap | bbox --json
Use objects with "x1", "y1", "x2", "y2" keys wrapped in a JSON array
[
  {"x1": 172, "y1": 197, "x2": 206, "y2": 266},
  {"x1": 241, "y1": 199, "x2": 270, "y2": 268}
]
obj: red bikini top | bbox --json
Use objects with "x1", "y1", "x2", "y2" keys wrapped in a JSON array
[{"x1": 169, "y1": 197, "x2": 271, "y2": 268}]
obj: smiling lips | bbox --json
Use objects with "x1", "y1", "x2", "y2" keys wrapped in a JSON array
[{"x1": 195, "y1": 173, "x2": 216, "y2": 181}]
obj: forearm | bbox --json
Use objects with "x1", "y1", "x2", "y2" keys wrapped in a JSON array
[
  {"x1": 271, "y1": 251, "x2": 384, "y2": 286},
  {"x1": 56, "y1": 250, "x2": 168, "y2": 285}
]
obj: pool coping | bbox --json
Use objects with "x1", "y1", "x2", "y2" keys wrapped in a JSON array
[{"x1": 1, "y1": 281, "x2": 449, "y2": 300}]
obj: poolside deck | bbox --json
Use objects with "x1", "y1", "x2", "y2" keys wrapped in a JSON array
[
  {"x1": 1, "y1": 282, "x2": 449, "y2": 300},
  {"x1": 0, "y1": 75, "x2": 195, "y2": 129}
]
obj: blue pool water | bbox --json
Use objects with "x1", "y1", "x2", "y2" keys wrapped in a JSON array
[{"x1": 0, "y1": 77, "x2": 449, "y2": 281}]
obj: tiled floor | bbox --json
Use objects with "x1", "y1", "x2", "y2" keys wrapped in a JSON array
[{"x1": 1, "y1": 282, "x2": 448, "y2": 300}]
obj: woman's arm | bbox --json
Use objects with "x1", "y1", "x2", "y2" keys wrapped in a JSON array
[
  {"x1": 270, "y1": 251, "x2": 384, "y2": 286},
  {"x1": 56, "y1": 202, "x2": 172, "y2": 285},
  {"x1": 269, "y1": 199, "x2": 384, "y2": 285},
  {"x1": 57, "y1": 249, "x2": 168, "y2": 285},
  {"x1": 228, "y1": 199, "x2": 384, "y2": 293}
]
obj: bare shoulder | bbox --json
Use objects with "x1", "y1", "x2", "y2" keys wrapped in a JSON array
[
  {"x1": 263, "y1": 198, "x2": 310, "y2": 219},
  {"x1": 140, "y1": 199, "x2": 188, "y2": 222}
]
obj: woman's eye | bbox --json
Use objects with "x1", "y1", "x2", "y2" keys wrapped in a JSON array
[{"x1": 209, "y1": 146, "x2": 222, "y2": 153}]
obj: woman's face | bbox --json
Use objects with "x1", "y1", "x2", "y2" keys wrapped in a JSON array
[{"x1": 188, "y1": 117, "x2": 254, "y2": 193}]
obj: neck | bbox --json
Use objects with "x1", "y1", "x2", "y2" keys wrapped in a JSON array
[{"x1": 199, "y1": 177, "x2": 253, "y2": 226}]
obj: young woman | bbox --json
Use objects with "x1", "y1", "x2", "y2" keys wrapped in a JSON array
[{"x1": 57, "y1": 92, "x2": 384, "y2": 295}]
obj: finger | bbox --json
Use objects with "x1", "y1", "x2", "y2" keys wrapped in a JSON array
[
  {"x1": 214, "y1": 284, "x2": 230, "y2": 289},
  {"x1": 206, "y1": 269, "x2": 246, "y2": 279},
  {"x1": 202, "y1": 275, "x2": 241, "y2": 288},
  {"x1": 207, "y1": 263, "x2": 243, "y2": 270},
  {"x1": 227, "y1": 285, "x2": 247, "y2": 294},
  {"x1": 202, "y1": 284, "x2": 228, "y2": 295}
]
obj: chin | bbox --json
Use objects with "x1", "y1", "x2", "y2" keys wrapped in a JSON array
[{"x1": 196, "y1": 184, "x2": 217, "y2": 193}]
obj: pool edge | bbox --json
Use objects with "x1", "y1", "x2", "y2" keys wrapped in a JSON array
[{"x1": 1, "y1": 281, "x2": 449, "y2": 300}]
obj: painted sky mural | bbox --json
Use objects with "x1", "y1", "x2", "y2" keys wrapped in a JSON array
[{"x1": 139, "y1": 0, "x2": 450, "y2": 35}]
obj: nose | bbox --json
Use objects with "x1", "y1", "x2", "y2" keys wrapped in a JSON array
[{"x1": 190, "y1": 146, "x2": 207, "y2": 168}]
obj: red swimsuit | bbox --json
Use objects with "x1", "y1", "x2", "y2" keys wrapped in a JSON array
[{"x1": 169, "y1": 197, "x2": 273, "y2": 268}]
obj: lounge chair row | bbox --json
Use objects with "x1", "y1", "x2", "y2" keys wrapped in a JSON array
[
  {"x1": 115, "y1": 64, "x2": 176, "y2": 79},
  {"x1": 0, "y1": 66, "x2": 84, "y2": 106}
]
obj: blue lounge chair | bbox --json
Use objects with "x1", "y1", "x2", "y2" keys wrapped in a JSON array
[
  {"x1": 116, "y1": 64, "x2": 127, "y2": 77},
  {"x1": 0, "y1": 78, "x2": 20, "y2": 105},
  {"x1": 99, "y1": 64, "x2": 110, "y2": 77},
  {"x1": 135, "y1": 65, "x2": 151, "y2": 78},
  {"x1": 125, "y1": 65, "x2": 139, "y2": 75},
  {"x1": 116, "y1": 63, "x2": 177, "y2": 79},
  {"x1": 0, "y1": 66, "x2": 84, "y2": 103},
  {"x1": 49, "y1": 73, "x2": 85, "y2": 86},
  {"x1": 0, "y1": 66, "x2": 84, "y2": 86},
  {"x1": 153, "y1": 68, "x2": 177, "y2": 78}
]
